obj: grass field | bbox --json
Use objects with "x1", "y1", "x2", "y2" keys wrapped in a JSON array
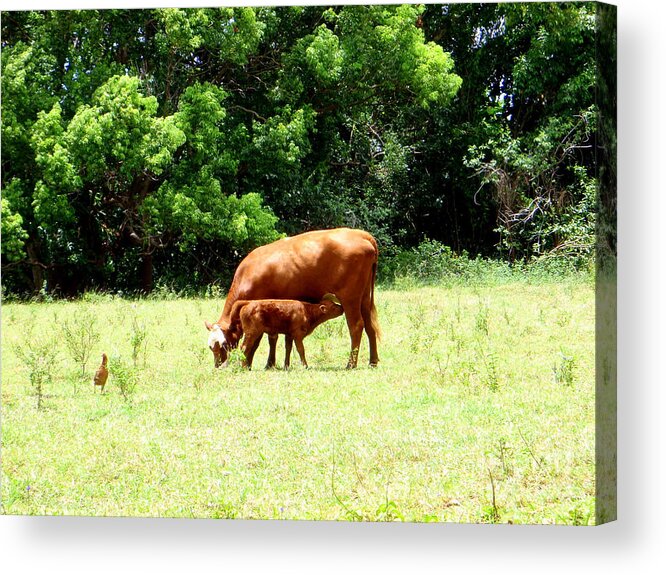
[{"x1": 1, "y1": 278, "x2": 596, "y2": 524}]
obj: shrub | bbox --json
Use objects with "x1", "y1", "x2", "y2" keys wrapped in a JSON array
[
  {"x1": 61, "y1": 307, "x2": 100, "y2": 378},
  {"x1": 109, "y1": 356, "x2": 138, "y2": 400},
  {"x1": 15, "y1": 332, "x2": 59, "y2": 409},
  {"x1": 381, "y1": 238, "x2": 593, "y2": 288}
]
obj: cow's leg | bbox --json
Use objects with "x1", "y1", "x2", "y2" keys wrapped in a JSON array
[
  {"x1": 344, "y1": 304, "x2": 365, "y2": 369},
  {"x1": 265, "y1": 334, "x2": 278, "y2": 369},
  {"x1": 284, "y1": 335, "x2": 293, "y2": 370},
  {"x1": 361, "y1": 299, "x2": 380, "y2": 367},
  {"x1": 242, "y1": 333, "x2": 262, "y2": 369},
  {"x1": 294, "y1": 338, "x2": 308, "y2": 368}
]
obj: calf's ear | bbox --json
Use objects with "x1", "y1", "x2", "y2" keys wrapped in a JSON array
[
  {"x1": 204, "y1": 320, "x2": 214, "y2": 331},
  {"x1": 320, "y1": 304, "x2": 327, "y2": 313},
  {"x1": 322, "y1": 293, "x2": 341, "y2": 305}
]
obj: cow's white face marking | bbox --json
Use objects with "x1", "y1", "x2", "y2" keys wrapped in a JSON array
[{"x1": 207, "y1": 324, "x2": 227, "y2": 349}]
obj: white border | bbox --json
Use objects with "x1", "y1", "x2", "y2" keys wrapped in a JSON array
[{"x1": 2, "y1": 1, "x2": 665, "y2": 573}]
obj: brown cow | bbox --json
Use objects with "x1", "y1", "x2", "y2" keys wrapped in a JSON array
[
  {"x1": 205, "y1": 228, "x2": 380, "y2": 369},
  {"x1": 228, "y1": 296, "x2": 344, "y2": 369}
]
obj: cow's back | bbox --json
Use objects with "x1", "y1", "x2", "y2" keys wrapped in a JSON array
[{"x1": 223, "y1": 228, "x2": 377, "y2": 317}]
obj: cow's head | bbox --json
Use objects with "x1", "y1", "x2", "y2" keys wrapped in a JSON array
[{"x1": 204, "y1": 320, "x2": 241, "y2": 367}]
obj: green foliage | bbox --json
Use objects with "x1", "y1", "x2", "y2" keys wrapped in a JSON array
[
  {"x1": 305, "y1": 25, "x2": 343, "y2": 84},
  {"x1": 553, "y1": 352, "x2": 576, "y2": 387},
  {"x1": 382, "y1": 238, "x2": 592, "y2": 288},
  {"x1": 155, "y1": 7, "x2": 263, "y2": 65},
  {"x1": 332, "y1": 4, "x2": 461, "y2": 109},
  {"x1": 375, "y1": 500, "x2": 405, "y2": 522},
  {"x1": 1, "y1": 4, "x2": 605, "y2": 297},
  {"x1": 1, "y1": 195, "x2": 28, "y2": 262},
  {"x1": 254, "y1": 106, "x2": 316, "y2": 168},
  {"x1": 1, "y1": 41, "x2": 57, "y2": 180},
  {"x1": 60, "y1": 308, "x2": 100, "y2": 378},
  {"x1": 129, "y1": 311, "x2": 148, "y2": 368},
  {"x1": 14, "y1": 328, "x2": 59, "y2": 410},
  {"x1": 109, "y1": 356, "x2": 138, "y2": 401},
  {"x1": 461, "y1": 3, "x2": 598, "y2": 262},
  {"x1": 172, "y1": 83, "x2": 232, "y2": 168}
]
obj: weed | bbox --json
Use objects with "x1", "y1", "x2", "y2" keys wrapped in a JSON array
[
  {"x1": 190, "y1": 345, "x2": 211, "y2": 391},
  {"x1": 410, "y1": 329, "x2": 436, "y2": 355},
  {"x1": 344, "y1": 508, "x2": 364, "y2": 521},
  {"x1": 553, "y1": 352, "x2": 576, "y2": 387},
  {"x1": 209, "y1": 500, "x2": 238, "y2": 519},
  {"x1": 556, "y1": 311, "x2": 570, "y2": 328},
  {"x1": 61, "y1": 307, "x2": 100, "y2": 378},
  {"x1": 516, "y1": 425, "x2": 546, "y2": 472},
  {"x1": 483, "y1": 462, "x2": 501, "y2": 523},
  {"x1": 453, "y1": 298, "x2": 463, "y2": 324},
  {"x1": 452, "y1": 360, "x2": 474, "y2": 388},
  {"x1": 14, "y1": 331, "x2": 59, "y2": 410},
  {"x1": 129, "y1": 311, "x2": 148, "y2": 368},
  {"x1": 407, "y1": 303, "x2": 426, "y2": 331},
  {"x1": 561, "y1": 505, "x2": 593, "y2": 526},
  {"x1": 475, "y1": 302, "x2": 490, "y2": 335},
  {"x1": 109, "y1": 356, "x2": 138, "y2": 401},
  {"x1": 407, "y1": 303, "x2": 438, "y2": 357},
  {"x1": 81, "y1": 290, "x2": 115, "y2": 304},
  {"x1": 148, "y1": 282, "x2": 183, "y2": 301},
  {"x1": 225, "y1": 347, "x2": 247, "y2": 370},
  {"x1": 313, "y1": 340, "x2": 333, "y2": 366},
  {"x1": 375, "y1": 500, "x2": 404, "y2": 522},
  {"x1": 496, "y1": 437, "x2": 514, "y2": 478},
  {"x1": 205, "y1": 284, "x2": 225, "y2": 300},
  {"x1": 434, "y1": 353, "x2": 450, "y2": 385},
  {"x1": 477, "y1": 343, "x2": 500, "y2": 392}
]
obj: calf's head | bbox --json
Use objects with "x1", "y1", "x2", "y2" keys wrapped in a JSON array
[{"x1": 319, "y1": 294, "x2": 344, "y2": 321}]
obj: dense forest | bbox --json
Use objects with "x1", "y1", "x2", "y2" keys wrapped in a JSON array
[{"x1": 1, "y1": 3, "x2": 613, "y2": 296}]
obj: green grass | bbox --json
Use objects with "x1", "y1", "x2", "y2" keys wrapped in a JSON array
[{"x1": 1, "y1": 279, "x2": 596, "y2": 523}]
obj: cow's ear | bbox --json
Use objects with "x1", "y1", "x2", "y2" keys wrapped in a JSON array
[
  {"x1": 320, "y1": 304, "x2": 327, "y2": 313},
  {"x1": 204, "y1": 320, "x2": 214, "y2": 331}
]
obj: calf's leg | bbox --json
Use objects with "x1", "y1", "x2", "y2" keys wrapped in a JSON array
[
  {"x1": 242, "y1": 333, "x2": 263, "y2": 369},
  {"x1": 265, "y1": 334, "x2": 278, "y2": 369},
  {"x1": 284, "y1": 335, "x2": 293, "y2": 370}
]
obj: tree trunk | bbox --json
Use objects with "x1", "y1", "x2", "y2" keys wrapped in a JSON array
[
  {"x1": 26, "y1": 242, "x2": 44, "y2": 293},
  {"x1": 140, "y1": 252, "x2": 153, "y2": 293}
]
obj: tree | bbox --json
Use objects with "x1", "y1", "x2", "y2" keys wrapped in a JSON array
[
  {"x1": 424, "y1": 2, "x2": 598, "y2": 261},
  {"x1": 2, "y1": 9, "x2": 280, "y2": 294},
  {"x1": 1, "y1": 4, "x2": 600, "y2": 295},
  {"x1": 247, "y1": 4, "x2": 462, "y2": 249}
]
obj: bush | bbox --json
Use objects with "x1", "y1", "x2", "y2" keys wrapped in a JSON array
[
  {"x1": 381, "y1": 238, "x2": 593, "y2": 288},
  {"x1": 14, "y1": 330, "x2": 59, "y2": 410},
  {"x1": 109, "y1": 356, "x2": 138, "y2": 401},
  {"x1": 61, "y1": 307, "x2": 100, "y2": 378}
]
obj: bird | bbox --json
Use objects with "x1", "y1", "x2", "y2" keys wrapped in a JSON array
[{"x1": 93, "y1": 353, "x2": 109, "y2": 393}]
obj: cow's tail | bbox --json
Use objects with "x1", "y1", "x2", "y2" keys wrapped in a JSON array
[{"x1": 369, "y1": 253, "x2": 381, "y2": 342}]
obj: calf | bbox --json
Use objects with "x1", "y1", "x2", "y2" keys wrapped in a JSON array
[{"x1": 228, "y1": 295, "x2": 344, "y2": 369}]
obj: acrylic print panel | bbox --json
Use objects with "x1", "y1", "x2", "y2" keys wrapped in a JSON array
[{"x1": 0, "y1": 1, "x2": 616, "y2": 524}]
